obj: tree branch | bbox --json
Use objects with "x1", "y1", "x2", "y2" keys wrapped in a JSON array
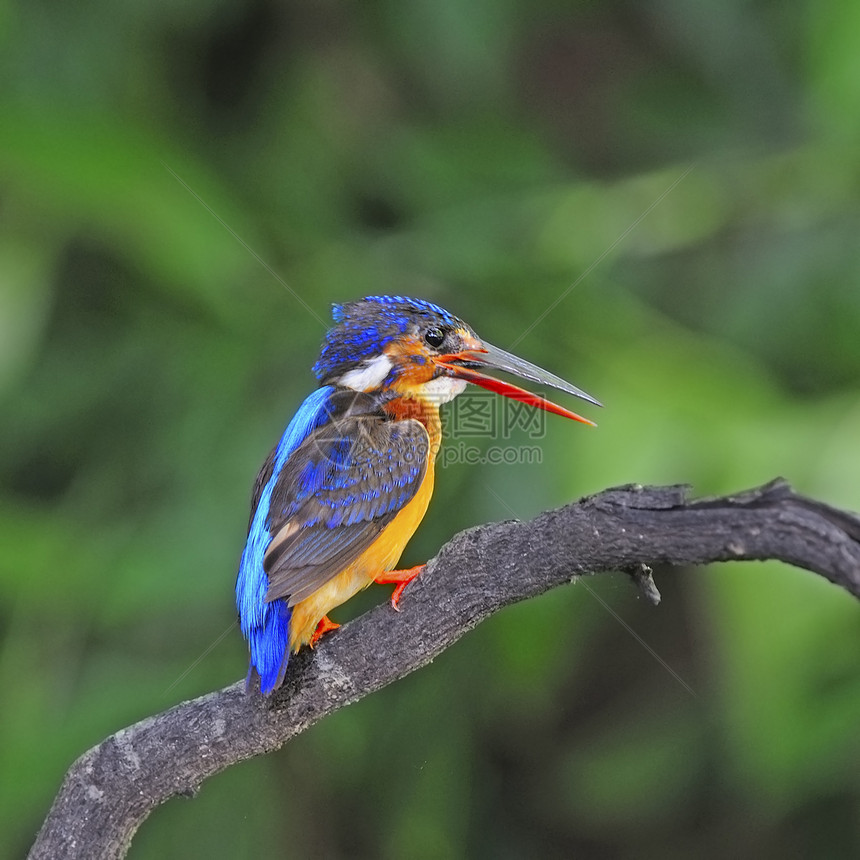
[{"x1": 29, "y1": 479, "x2": 860, "y2": 860}]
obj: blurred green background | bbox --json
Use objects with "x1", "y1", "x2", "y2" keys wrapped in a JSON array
[{"x1": 2, "y1": 1, "x2": 860, "y2": 857}]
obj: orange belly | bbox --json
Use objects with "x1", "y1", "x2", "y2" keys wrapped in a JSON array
[{"x1": 288, "y1": 461, "x2": 436, "y2": 651}]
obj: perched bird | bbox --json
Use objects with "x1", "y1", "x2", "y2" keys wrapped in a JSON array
[{"x1": 236, "y1": 295, "x2": 600, "y2": 693}]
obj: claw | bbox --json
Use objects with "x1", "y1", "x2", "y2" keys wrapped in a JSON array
[
  {"x1": 309, "y1": 615, "x2": 340, "y2": 647},
  {"x1": 374, "y1": 564, "x2": 426, "y2": 610}
]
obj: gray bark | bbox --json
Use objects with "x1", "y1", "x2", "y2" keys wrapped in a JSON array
[{"x1": 29, "y1": 479, "x2": 860, "y2": 860}]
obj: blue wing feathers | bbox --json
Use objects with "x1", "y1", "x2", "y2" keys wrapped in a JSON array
[
  {"x1": 261, "y1": 411, "x2": 428, "y2": 605},
  {"x1": 236, "y1": 386, "x2": 335, "y2": 694},
  {"x1": 237, "y1": 383, "x2": 430, "y2": 694}
]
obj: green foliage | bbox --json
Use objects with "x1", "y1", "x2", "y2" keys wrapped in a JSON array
[{"x1": 2, "y1": 1, "x2": 859, "y2": 856}]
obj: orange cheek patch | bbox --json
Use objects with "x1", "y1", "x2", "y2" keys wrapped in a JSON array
[{"x1": 383, "y1": 338, "x2": 437, "y2": 389}]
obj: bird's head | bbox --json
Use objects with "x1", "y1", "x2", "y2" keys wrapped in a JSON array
[{"x1": 313, "y1": 295, "x2": 601, "y2": 424}]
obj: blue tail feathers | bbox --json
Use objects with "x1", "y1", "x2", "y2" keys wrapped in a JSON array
[
  {"x1": 237, "y1": 513, "x2": 292, "y2": 693},
  {"x1": 250, "y1": 596, "x2": 292, "y2": 694}
]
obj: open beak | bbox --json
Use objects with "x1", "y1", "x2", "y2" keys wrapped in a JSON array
[{"x1": 435, "y1": 341, "x2": 602, "y2": 426}]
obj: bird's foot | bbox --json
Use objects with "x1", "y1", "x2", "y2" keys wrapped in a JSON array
[
  {"x1": 374, "y1": 564, "x2": 426, "y2": 610},
  {"x1": 309, "y1": 615, "x2": 340, "y2": 647}
]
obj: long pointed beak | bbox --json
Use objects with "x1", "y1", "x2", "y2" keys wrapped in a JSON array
[{"x1": 435, "y1": 341, "x2": 602, "y2": 426}]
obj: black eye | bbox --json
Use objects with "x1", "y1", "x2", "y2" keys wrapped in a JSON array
[{"x1": 424, "y1": 327, "x2": 445, "y2": 348}]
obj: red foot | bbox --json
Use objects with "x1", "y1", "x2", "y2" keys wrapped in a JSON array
[
  {"x1": 309, "y1": 615, "x2": 340, "y2": 647},
  {"x1": 374, "y1": 564, "x2": 426, "y2": 611}
]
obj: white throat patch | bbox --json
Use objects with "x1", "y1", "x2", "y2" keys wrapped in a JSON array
[
  {"x1": 339, "y1": 354, "x2": 393, "y2": 392},
  {"x1": 420, "y1": 375, "x2": 468, "y2": 404}
]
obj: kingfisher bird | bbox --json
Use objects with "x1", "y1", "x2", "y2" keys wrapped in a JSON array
[{"x1": 235, "y1": 295, "x2": 601, "y2": 694}]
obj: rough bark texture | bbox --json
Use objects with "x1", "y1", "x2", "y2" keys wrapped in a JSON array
[{"x1": 29, "y1": 479, "x2": 860, "y2": 860}]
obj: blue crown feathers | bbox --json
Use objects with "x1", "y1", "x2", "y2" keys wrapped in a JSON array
[{"x1": 313, "y1": 295, "x2": 468, "y2": 383}]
